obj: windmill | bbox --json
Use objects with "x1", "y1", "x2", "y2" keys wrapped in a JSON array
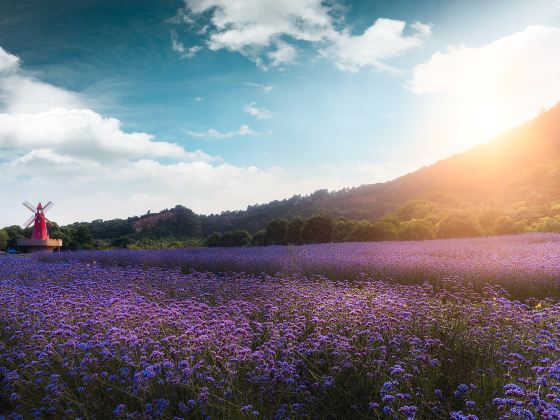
[{"x1": 17, "y1": 201, "x2": 63, "y2": 253}]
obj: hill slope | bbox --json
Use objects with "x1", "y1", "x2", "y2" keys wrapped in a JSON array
[{"x1": 49, "y1": 102, "x2": 560, "y2": 242}]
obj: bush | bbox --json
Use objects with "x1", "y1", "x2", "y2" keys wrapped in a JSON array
[
  {"x1": 331, "y1": 220, "x2": 356, "y2": 242},
  {"x1": 493, "y1": 216, "x2": 525, "y2": 235},
  {"x1": 205, "y1": 233, "x2": 221, "y2": 247},
  {"x1": 285, "y1": 218, "x2": 305, "y2": 245},
  {"x1": 0, "y1": 229, "x2": 7, "y2": 251},
  {"x1": 533, "y1": 216, "x2": 560, "y2": 233},
  {"x1": 218, "y1": 230, "x2": 251, "y2": 247},
  {"x1": 251, "y1": 230, "x2": 266, "y2": 246},
  {"x1": 264, "y1": 219, "x2": 288, "y2": 245},
  {"x1": 399, "y1": 219, "x2": 435, "y2": 241},
  {"x1": 300, "y1": 214, "x2": 334, "y2": 244},
  {"x1": 371, "y1": 220, "x2": 399, "y2": 241},
  {"x1": 436, "y1": 213, "x2": 482, "y2": 239}
]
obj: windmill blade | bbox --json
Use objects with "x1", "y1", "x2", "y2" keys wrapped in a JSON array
[
  {"x1": 43, "y1": 201, "x2": 54, "y2": 213},
  {"x1": 23, "y1": 215, "x2": 35, "y2": 228},
  {"x1": 23, "y1": 200, "x2": 36, "y2": 213}
]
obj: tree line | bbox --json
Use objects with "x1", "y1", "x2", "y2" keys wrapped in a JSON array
[{"x1": 203, "y1": 200, "x2": 560, "y2": 247}]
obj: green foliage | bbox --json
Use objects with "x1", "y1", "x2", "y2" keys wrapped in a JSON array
[
  {"x1": 264, "y1": 218, "x2": 288, "y2": 245},
  {"x1": 436, "y1": 213, "x2": 482, "y2": 239},
  {"x1": 394, "y1": 199, "x2": 438, "y2": 221},
  {"x1": 285, "y1": 217, "x2": 304, "y2": 245},
  {"x1": 205, "y1": 230, "x2": 253, "y2": 247},
  {"x1": 251, "y1": 230, "x2": 266, "y2": 246},
  {"x1": 399, "y1": 219, "x2": 435, "y2": 241},
  {"x1": 205, "y1": 233, "x2": 221, "y2": 247},
  {"x1": 2, "y1": 225, "x2": 24, "y2": 248},
  {"x1": 493, "y1": 216, "x2": 524, "y2": 235},
  {"x1": 300, "y1": 214, "x2": 334, "y2": 244},
  {"x1": 346, "y1": 221, "x2": 377, "y2": 242},
  {"x1": 111, "y1": 236, "x2": 137, "y2": 249},
  {"x1": 371, "y1": 220, "x2": 399, "y2": 241},
  {"x1": 73, "y1": 225, "x2": 93, "y2": 249},
  {"x1": 533, "y1": 216, "x2": 560, "y2": 233},
  {"x1": 331, "y1": 220, "x2": 355, "y2": 242},
  {"x1": 0, "y1": 229, "x2": 8, "y2": 251}
]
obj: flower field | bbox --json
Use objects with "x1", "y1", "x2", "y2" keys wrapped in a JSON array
[{"x1": 1, "y1": 234, "x2": 560, "y2": 418}]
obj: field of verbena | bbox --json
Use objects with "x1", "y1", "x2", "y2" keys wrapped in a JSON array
[
  {"x1": 40, "y1": 233, "x2": 560, "y2": 300},
  {"x1": 0, "y1": 234, "x2": 559, "y2": 418}
]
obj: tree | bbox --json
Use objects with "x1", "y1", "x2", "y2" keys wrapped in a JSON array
[
  {"x1": 3, "y1": 225, "x2": 23, "y2": 248},
  {"x1": 371, "y1": 220, "x2": 398, "y2": 241},
  {"x1": 0, "y1": 229, "x2": 8, "y2": 251},
  {"x1": 493, "y1": 216, "x2": 524, "y2": 235},
  {"x1": 251, "y1": 230, "x2": 266, "y2": 246},
  {"x1": 229, "y1": 230, "x2": 252, "y2": 247},
  {"x1": 205, "y1": 233, "x2": 221, "y2": 247},
  {"x1": 264, "y1": 218, "x2": 288, "y2": 245},
  {"x1": 399, "y1": 219, "x2": 435, "y2": 241},
  {"x1": 300, "y1": 214, "x2": 334, "y2": 244},
  {"x1": 533, "y1": 216, "x2": 560, "y2": 233},
  {"x1": 110, "y1": 236, "x2": 137, "y2": 249},
  {"x1": 332, "y1": 220, "x2": 356, "y2": 242},
  {"x1": 217, "y1": 230, "x2": 251, "y2": 247},
  {"x1": 285, "y1": 217, "x2": 305, "y2": 245},
  {"x1": 436, "y1": 213, "x2": 482, "y2": 239},
  {"x1": 73, "y1": 225, "x2": 93, "y2": 249},
  {"x1": 347, "y1": 221, "x2": 376, "y2": 242}
]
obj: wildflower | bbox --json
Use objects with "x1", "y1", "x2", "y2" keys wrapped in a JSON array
[
  {"x1": 113, "y1": 404, "x2": 126, "y2": 416},
  {"x1": 399, "y1": 405, "x2": 417, "y2": 417},
  {"x1": 454, "y1": 384, "x2": 469, "y2": 397}
]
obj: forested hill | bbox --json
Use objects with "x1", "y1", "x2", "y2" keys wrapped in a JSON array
[
  {"x1": 3, "y1": 102, "x2": 559, "y2": 249},
  {"x1": 110, "y1": 101, "x2": 559, "y2": 238}
]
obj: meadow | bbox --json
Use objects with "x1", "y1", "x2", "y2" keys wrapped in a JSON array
[{"x1": 1, "y1": 233, "x2": 560, "y2": 418}]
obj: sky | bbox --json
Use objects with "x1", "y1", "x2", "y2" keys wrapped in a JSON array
[{"x1": 0, "y1": 0, "x2": 559, "y2": 226}]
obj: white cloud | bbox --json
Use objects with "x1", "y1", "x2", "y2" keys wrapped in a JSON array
[
  {"x1": 178, "y1": 0, "x2": 430, "y2": 71},
  {"x1": 0, "y1": 47, "x2": 20, "y2": 74},
  {"x1": 245, "y1": 82, "x2": 274, "y2": 92},
  {"x1": 187, "y1": 124, "x2": 270, "y2": 138},
  {"x1": 0, "y1": 108, "x2": 213, "y2": 162},
  {"x1": 171, "y1": 30, "x2": 201, "y2": 59},
  {"x1": 243, "y1": 102, "x2": 272, "y2": 119},
  {"x1": 267, "y1": 41, "x2": 298, "y2": 67},
  {"x1": 410, "y1": 25, "x2": 560, "y2": 149},
  {"x1": 320, "y1": 19, "x2": 431, "y2": 72},
  {"x1": 0, "y1": 46, "x2": 292, "y2": 227}
]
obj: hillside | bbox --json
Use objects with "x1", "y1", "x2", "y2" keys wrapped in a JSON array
[{"x1": 5, "y1": 102, "x2": 559, "y2": 248}]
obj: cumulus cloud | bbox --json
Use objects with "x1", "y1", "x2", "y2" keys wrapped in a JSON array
[
  {"x1": 177, "y1": 0, "x2": 430, "y2": 71},
  {"x1": 0, "y1": 47, "x2": 20, "y2": 74},
  {"x1": 410, "y1": 25, "x2": 560, "y2": 147},
  {"x1": 320, "y1": 19, "x2": 431, "y2": 72},
  {"x1": 0, "y1": 109, "x2": 213, "y2": 162},
  {"x1": 243, "y1": 102, "x2": 272, "y2": 119},
  {"x1": 187, "y1": 124, "x2": 270, "y2": 138}
]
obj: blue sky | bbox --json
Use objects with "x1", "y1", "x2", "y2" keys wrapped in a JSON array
[{"x1": 0, "y1": 0, "x2": 559, "y2": 225}]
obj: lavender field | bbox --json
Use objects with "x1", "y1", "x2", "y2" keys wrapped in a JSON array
[{"x1": 1, "y1": 234, "x2": 560, "y2": 418}]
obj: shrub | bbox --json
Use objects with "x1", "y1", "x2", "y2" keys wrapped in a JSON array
[
  {"x1": 285, "y1": 217, "x2": 305, "y2": 245},
  {"x1": 399, "y1": 219, "x2": 435, "y2": 240},
  {"x1": 436, "y1": 213, "x2": 482, "y2": 239},
  {"x1": 300, "y1": 214, "x2": 334, "y2": 244}
]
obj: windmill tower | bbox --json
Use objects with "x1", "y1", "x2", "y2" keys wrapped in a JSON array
[{"x1": 17, "y1": 201, "x2": 63, "y2": 253}]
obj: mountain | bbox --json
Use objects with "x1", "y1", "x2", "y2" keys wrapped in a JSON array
[{"x1": 46, "y1": 102, "x2": 560, "y2": 244}]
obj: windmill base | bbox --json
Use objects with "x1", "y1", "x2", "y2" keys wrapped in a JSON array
[{"x1": 17, "y1": 239, "x2": 63, "y2": 253}]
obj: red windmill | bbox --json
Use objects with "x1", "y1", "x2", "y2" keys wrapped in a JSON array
[{"x1": 17, "y1": 201, "x2": 63, "y2": 253}]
